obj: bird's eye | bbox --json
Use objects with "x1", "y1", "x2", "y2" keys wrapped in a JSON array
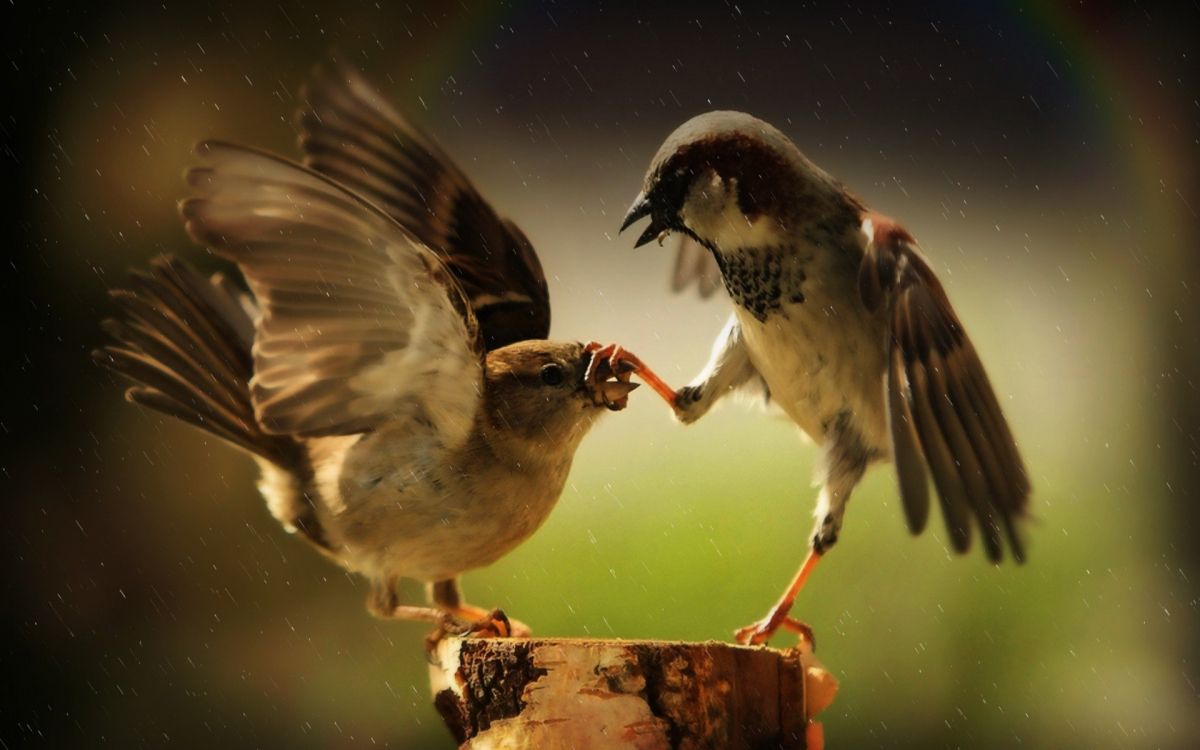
[{"x1": 540, "y1": 363, "x2": 565, "y2": 387}]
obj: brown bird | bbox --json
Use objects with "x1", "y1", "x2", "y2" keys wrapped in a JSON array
[
  {"x1": 94, "y1": 65, "x2": 642, "y2": 638},
  {"x1": 619, "y1": 111, "x2": 1031, "y2": 645}
]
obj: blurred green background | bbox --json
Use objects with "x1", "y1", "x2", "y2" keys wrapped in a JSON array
[{"x1": 5, "y1": 1, "x2": 1199, "y2": 748}]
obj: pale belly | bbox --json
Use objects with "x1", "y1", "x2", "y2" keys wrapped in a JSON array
[
  {"x1": 735, "y1": 299, "x2": 889, "y2": 450},
  {"x1": 304, "y1": 425, "x2": 570, "y2": 583}
]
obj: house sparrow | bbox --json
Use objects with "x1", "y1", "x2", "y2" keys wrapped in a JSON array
[
  {"x1": 619, "y1": 111, "x2": 1030, "y2": 645},
  {"x1": 94, "y1": 70, "x2": 643, "y2": 639}
]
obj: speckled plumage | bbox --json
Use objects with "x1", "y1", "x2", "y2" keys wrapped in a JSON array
[
  {"x1": 625, "y1": 110, "x2": 1029, "y2": 564},
  {"x1": 710, "y1": 245, "x2": 807, "y2": 321}
]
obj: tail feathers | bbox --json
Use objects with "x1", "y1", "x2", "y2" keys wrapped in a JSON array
[
  {"x1": 94, "y1": 255, "x2": 297, "y2": 468},
  {"x1": 96, "y1": 255, "x2": 335, "y2": 554}
]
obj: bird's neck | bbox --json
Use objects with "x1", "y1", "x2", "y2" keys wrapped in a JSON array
[{"x1": 472, "y1": 407, "x2": 589, "y2": 475}]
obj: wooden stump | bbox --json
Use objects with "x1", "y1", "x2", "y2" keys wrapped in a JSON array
[{"x1": 429, "y1": 638, "x2": 837, "y2": 749}]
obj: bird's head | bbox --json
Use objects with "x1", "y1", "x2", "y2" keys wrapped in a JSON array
[
  {"x1": 620, "y1": 111, "x2": 841, "y2": 254},
  {"x1": 481, "y1": 340, "x2": 638, "y2": 455}
]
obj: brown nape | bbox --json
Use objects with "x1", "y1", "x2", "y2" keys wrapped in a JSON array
[
  {"x1": 666, "y1": 132, "x2": 800, "y2": 220},
  {"x1": 650, "y1": 117, "x2": 865, "y2": 234}
]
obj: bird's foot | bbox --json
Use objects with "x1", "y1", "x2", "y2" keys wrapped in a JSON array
[
  {"x1": 672, "y1": 384, "x2": 707, "y2": 423},
  {"x1": 448, "y1": 606, "x2": 531, "y2": 638},
  {"x1": 425, "y1": 608, "x2": 531, "y2": 649},
  {"x1": 584, "y1": 342, "x2": 676, "y2": 409},
  {"x1": 492, "y1": 610, "x2": 532, "y2": 638},
  {"x1": 735, "y1": 610, "x2": 816, "y2": 649},
  {"x1": 812, "y1": 523, "x2": 839, "y2": 555},
  {"x1": 582, "y1": 341, "x2": 641, "y2": 410}
]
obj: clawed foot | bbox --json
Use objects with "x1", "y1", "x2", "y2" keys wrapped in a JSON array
[
  {"x1": 584, "y1": 341, "x2": 677, "y2": 409},
  {"x1": 583, "y1": 342, "x2": 641, "y2": 410},
  {"x1": 425, "y1": 608, "x2": 532, "y2": 649},
  {"x1": 734, "y1": 612, "x2": 816, "y2": 649},
  {"x1": 672, "y1": 384, "x2": 706, "y2": 423}
]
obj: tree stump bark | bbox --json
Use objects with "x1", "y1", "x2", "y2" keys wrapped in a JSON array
[{"x1": 429, "y1": 638, "x2": 837, "y2": 749}]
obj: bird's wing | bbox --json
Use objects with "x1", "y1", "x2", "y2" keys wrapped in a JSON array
[
  {"x1": 670, "y1": 235, "x2": 724, "y2": 298},
  {"x1": 295, "y1": 62, "x2": 550, "y2": 350},
  {"x1": 180, "y1": 141, "x2": 484, "y2": 447},
  {"x1": 859, "y1": 216, "x2": 1031, "y2": 563}
]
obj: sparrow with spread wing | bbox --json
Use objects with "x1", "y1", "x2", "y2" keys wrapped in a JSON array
[
  {"x1": 95, "y1": 66, "x2": 641, "y2": 638},
  {"x1": 619, "y1": 111, "x2": 1031, "y2": 645}
]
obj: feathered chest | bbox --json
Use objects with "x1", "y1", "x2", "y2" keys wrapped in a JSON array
[
  {"x1": 712, "y1": 246, "x2": 810, "y2": 322},
  {"x1": 725, "y1": 240, "x2": 890, "y2": 449}
]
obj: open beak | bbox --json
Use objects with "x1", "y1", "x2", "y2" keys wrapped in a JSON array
[{"x1": 619, "y1": 192, "x2": 670, "y2": 248}]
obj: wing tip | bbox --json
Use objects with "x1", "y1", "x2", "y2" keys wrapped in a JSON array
[
  {"x1": 184, "y1": 166, "x2": 215, "y2": 190},
  {"x1": 90, "y1": 346, "x2": 114, "y2": 368}
]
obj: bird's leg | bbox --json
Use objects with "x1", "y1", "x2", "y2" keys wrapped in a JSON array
[
  {"x1": 367, "y1": 576, "x2": 446, "y2": 624},
  {"x1": 734, "y1": 549, "x2": 823, "y2": 646},
  {"x1": 672, "y1": 314, "x2": 757, "y2": 424},
  {"x1": 366, "y1": 578, "x2": 530, "y2": 645},
  {"x1": 429, "y1": 579, "x2": 531, "y2": 638},
  {"x1": 584, "y1": 341, "x2": 677, "y2": 407},
  {"x1": 735, "y1": 427, "x2": 868, "y2": 645}
]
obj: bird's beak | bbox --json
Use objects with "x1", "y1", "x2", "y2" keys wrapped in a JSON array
[
  {"x1": 619, "y1": 191, "x2": 669, "y2": 248},
  {"x1": 619, "y1": 192, "x2": 651, "y2": 232}
]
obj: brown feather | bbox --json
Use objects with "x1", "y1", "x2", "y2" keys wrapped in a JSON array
[
  {"x1": 93, "y1": 257, "x2": 301, "y2": 470},
  {"x1": 296, "y1": 61, "x2": 550, "y2": 349},
  {"x1": 180, "y1": 140, "x2": 485, "y2": 444},
  {"x1": 901, "y1": 316, "x2": 973, "y2": 554},
  {"x1": 867, "y1": 230, "x2": 1030, "y2": 562},
  {"x1": 925, "y1": 344, "x2": 1004, "y2": 562},
  {"x1": 887, "y1": 331, "x2": 930, "y2": 534},
  {"x1": 94, "y1": 256, "x2": 332, "y2": 553},
  {"x1": 671, "y1": 235, "x2": 724, "y2": 298}
]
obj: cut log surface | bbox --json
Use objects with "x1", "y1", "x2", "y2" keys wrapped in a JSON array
[{"x1": 430, "y1": 637, "x2": 836, "y2": 749}]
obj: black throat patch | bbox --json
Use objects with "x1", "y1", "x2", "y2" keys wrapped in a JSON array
[{"x1": 711, "y1": 245, "x2": 807, "y2": 322}]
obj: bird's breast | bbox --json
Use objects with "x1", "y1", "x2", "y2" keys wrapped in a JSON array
[
  {"x1": 732, "y1": 251, "x2": 889, "y2": 449},
  {"x1": 714, "y1": 245, "x2": 810, "y2": 322},
  {"x1": 318, "y1": 426, "x2": 573, "y2": 582}
]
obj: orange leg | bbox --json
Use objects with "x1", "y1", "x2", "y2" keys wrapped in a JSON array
[
  {"x1": 734, "y1": 549, "x2": 823, "y2": 646},
  {"x1": 584, "y1": 341, "x2": 679, "y2": 407}
]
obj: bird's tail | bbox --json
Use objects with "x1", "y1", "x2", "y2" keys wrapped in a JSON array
[
  {"x1": 94, "y1": 255, "x2": 290, "y2": 462},
  {"x1": 93, "y1": 256, "x2": 331, "y2": 550}
]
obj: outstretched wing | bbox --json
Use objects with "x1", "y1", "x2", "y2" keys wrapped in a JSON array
[
  {"x1": 670, "y1": 235, "x2": 724, "y2": 298},
  {"x1": 295, "y1": 61, "x2": 550, "y2": 350},
  {"x1": 180, "y1": 141, "x2": 484, "y2": 447},
  {"x1": 859, "y1": 215, "x2": 1031, "y2": 563}
]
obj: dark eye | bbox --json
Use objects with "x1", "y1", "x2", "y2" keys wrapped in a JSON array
[{"x1": 540, "y1": 363, "x2": 565, "y2": 386}]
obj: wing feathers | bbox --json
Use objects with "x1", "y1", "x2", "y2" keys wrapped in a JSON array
[
  {"x1": 180, "y1": 140, "x2": 484, "y2": 443},
  {"x1": 296, "y1": 62, "x2": 550, "y2": 349},
  {"x1": 923, "y1": 344, "x2": 1005, "y2": 562},
  {"x1": 902, "y1": 322, "x2": 974, "y2": 554},
  {"x1": 671, "y1": 235, "x2": 724, "y2": 298},
  {"x1": 887, "y1": 338, "x2": 931, "y2": 535},
  {"x1": 93, "y1": 256, "x2": 302, "y2": 468},
  {"x1": 866, "y1": 217, "x2": 1030, "y2": 562}
]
